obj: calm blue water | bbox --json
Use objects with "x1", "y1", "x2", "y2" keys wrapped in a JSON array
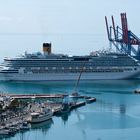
[{"x1": 1, "y1": 80, "x2": 140, "y2": 140}]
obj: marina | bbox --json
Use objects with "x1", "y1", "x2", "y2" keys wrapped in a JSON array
[
  {"x1": 0, "y1": 91, "x2": 96, "y2": 138},
  {"x1": 0, "y1": 80, "x2": 140, "y2": 140}
]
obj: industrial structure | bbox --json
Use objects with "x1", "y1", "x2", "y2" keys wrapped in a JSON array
[{"x1": 105, "y1": 13, "x2": 140, "y2": 60}]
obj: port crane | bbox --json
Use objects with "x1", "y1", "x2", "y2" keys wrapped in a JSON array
[{"x1": 105, "y1": 13, "x2": 140, "y2": 60}]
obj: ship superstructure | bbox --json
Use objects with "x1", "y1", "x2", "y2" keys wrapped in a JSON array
[{"x1": 0, "y1": 43, "x2": 140, "y2": 81}]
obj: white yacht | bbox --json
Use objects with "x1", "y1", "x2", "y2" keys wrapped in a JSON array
[{"x1": 30, "y1": 108, "x2": 53, "y2": 123}]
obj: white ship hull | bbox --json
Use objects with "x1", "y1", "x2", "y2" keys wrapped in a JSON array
[
  {"x1": 0, "y1": 68, "x2": 140, "y2": 81},
  {"x1": 30, "y1": 112, "x2": 53, "y2": 123}
]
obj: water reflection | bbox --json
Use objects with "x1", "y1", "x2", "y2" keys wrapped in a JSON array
[
  {"x1": 0, "y1": 119, "x2": 53, "y2": 140},
  {"x1": 120, "y1": 104, "x2": 126, "y2": 114},
  {"x1": 55, "y1": 111, "x2": 71, "y2": 125},
  {"x1": 76, "y1": 111, "x2": 140, "y2": 130},
  {"x1": 61, "y1": 112, "x2": 71, "y2": 124},
  {"x1": 31, "y1": 119, "x2": 53, "y2": 133},
  {"x1": 0, "y1": 80, "x2": 140, "y2": 94}
]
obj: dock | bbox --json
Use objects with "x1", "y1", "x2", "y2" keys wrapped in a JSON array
[
  {"x1": 0, "y1": 93, "x2": 96, "y2": 137},
  {"x1": 52, "y1": 96, "x2": 96, "y2": 114},
  {"x1": 71, "y1": 97, "x2": 96, "y2": 110},
  {"x1": 5, "y1": 93, "x2": 68, "y2": 99}
]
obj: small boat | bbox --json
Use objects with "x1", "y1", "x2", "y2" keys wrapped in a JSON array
[
  {"x1": 0, "y1": 128, "x2": 16, "y2": 137},
  {"x1": 70, "y1": 92, "x2": 79, "y2": 97},
  {"x1": 20, "y1": 122, "x2": 31, "y2": 131},
  {"x1": 61, "y1": 103, "x2": 71, "y2": 113},
  {"x1": 134, "y1": 89, "x2": 140, "y2": 94},
  {"x1": 56, "y1": 103, "x2": 71, "y2": 115},
  {"x1": 30, "y1": 108, "x2": 53, "y2": 123},
  {"x1": 8, "y1": 126, "x2": 19, "y2": 133},
  {"x1": 0, "y1": 129, "x2": 9, "y2": 136}
]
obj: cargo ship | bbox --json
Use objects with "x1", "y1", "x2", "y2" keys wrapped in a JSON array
[{"x1": 0, "y1": 43, "x2": 140, "y2": 81}]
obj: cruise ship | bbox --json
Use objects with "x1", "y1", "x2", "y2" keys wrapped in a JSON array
[{"x1": 0, "y1": 43, "x2": 140, "y2": 81}]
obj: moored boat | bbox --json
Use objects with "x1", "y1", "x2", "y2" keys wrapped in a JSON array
[
  {"x1": 0, "y1": 128, "x2": 16, "y2": 137},
  {"x1": 134, "y1": 89, "x2": 140, "y2": 94},
  {"x1": 19, "y1": 122, "x2": 31, "y2": 131},
  {"x1": 30, "y1": 108, "x2": 53, "y2": 123},
  {"x1": 56, "y1": 103, "x2": 71, "y2": 115},
  {"x1": 0, "y1": 43, "x2": 140, "y2": 81}
]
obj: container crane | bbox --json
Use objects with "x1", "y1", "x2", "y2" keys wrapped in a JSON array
[{"x1": 105, "y1": 13, "x2": 140, "y2": 60}]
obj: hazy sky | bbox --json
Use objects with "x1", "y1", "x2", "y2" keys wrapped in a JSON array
[{"x1": 0, "y1": 0, "x2": 139, "y2": 59}]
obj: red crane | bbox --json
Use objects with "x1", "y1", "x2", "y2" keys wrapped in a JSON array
[{"x1": 105, "y1": 13, "x2": 140, "y2": 59}]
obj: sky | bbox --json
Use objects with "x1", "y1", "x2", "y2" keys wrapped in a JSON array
[{"x1": 0, "y1": 0, "x2": 140, "y2": 60}]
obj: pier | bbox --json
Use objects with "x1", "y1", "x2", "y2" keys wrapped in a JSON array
[
  {"x1": 5, "y1": 93, "x2": 67, "y2": 99},
  {"x1": 0, "y1": 93, "x2": 96, "y2": 137}
]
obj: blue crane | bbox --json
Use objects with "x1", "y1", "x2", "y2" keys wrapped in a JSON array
[{"x1": 105, "y1": 13, "x2": 140, "y2": 60}]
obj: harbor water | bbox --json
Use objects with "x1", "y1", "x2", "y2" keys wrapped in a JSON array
[{"x1": 1, "y1": 80, "x2": 140, "y2": 140}]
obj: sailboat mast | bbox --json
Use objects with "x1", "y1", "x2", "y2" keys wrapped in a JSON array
[{"x1": 74, "y1": 58, "x2": 87, "y2": 92}]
